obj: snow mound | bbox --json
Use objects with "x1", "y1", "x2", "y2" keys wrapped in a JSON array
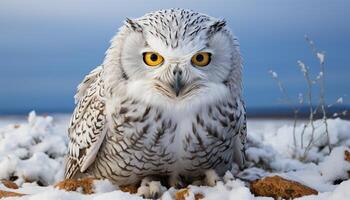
[
  {"x1": 243, "y1": 119, "x2": 350, "y2": 192},
  {"x1": 0, "y1": 111, "x2": 68, "y2": 186}
]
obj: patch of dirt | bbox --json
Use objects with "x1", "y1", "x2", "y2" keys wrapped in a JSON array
[
  {"x1": 0, "y1": 190, "x2": 24, "y2": 198},
  {"x1": 55, "y1": 177, "x2": 97, "y2": 194},
  {"x1": 194, "y1": 193, "x2": 204, "y2": 200},
  {"x1": 345, "y1": 150, "x2": 350, "y2": 178},
  {"x1": 175, "y1": 188, "x2": 204, "y2": 200},
  {"x1": 1, "y1": 179, "x2": 19, "y2": 189},
  {"x1": 345, "y1": 150, "x2": 350, "y2": 162},
  {"x1": 13, "y1": 124, "x2": 20, "y2": 129},
  {"x1": 119, "y1": 185, "x2": 138, "y2": 194},
  {"x1": 250, "y1": 175, "x2": 318, "y2": 199},
  {"x1": 175, "y1": 189, "x2": 189, "y2": 200}
]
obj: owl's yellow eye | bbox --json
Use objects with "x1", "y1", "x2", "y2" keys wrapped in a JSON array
[
  {"x1": 143, "y1": 52, "x2": 164, "y2": 67},
  {"x1": 191, "y1": 52, "x2": 211, "y2": 67}
]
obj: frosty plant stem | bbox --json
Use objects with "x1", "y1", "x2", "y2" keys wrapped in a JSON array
[
  {"x1": 269, "y1": 37, "x2": 339, "y2": 160},
  {"x1": 305, "y1": 36, "x2": 331, "y2": 153},
  {"x1": 268, "y1": 70, "x2": 300, "y2": 154},
  {"x1": 298, "y1": 60, "x2": 316, "y2": 158}
]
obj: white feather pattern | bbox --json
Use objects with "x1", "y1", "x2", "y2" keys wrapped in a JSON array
[{"x1": 64, "y1": 9, "x2": 247, "y2": 185}]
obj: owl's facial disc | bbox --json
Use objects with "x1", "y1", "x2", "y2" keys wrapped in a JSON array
[{"x1": 119, "y1": 13, "x2": 241, "y2": 103}]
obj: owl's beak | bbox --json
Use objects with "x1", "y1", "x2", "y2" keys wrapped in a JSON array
[{"x1": 171, "y1": 69, "x2": 184, "y2": 97}]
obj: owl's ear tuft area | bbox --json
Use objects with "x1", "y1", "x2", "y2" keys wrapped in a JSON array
[
  {"x1": 207, "y1": 19, "x2": 226, "y2": 37},
  {"x1": 125, "y1": 18, "x2": 143, "y2": 32}
]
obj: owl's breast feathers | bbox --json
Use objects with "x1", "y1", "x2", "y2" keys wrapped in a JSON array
[
  {"x1": 101, "y1": 92, "x2": 246, "y2": 181},
  {"x1": 65, "y1": 66, "x2": 246, "y2": 185}
]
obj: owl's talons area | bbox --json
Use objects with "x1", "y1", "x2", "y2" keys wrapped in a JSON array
[
  {"x1": 188, "y1": 169, "x2": 221, "y2": 187},
  {"x1": 54, "y1": 171, "x2": 220, "y2": 198},
  {"x1": 203, "y1": 169, "x2": 221, "y2": 186},
  {"x1": 54, "y1": 177, "x2": 97, "y2": 194},
  {"x1": 169, "y1": 174, "x2": 186, "y2": 189},
  {"x1": 223, "y1": 171, "x2": 235, "y2": 184},
  {"x1": 136, "y1": 177, "x2": 167, "y2": 199}
]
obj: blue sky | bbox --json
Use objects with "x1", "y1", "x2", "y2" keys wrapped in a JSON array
[{"x1": 0, "y1": 0, "x2": 349, "y2": 114}]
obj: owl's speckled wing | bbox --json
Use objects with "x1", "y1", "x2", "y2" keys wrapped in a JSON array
[
  {"x1": 232, "y1": 98, "x2": 247, "y2": 168},
  {"x1": 64, "y1": 66, "x2": 107, "y2": 179}
]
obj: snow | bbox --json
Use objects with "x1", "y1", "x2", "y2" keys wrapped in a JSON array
[
  {"x1": 316, "y1": 71, "x2": 323, "y2": 80},
  {"x1": 269, "y1": 70, "x2": 278, "y2": 78},
  {"x1": 298, "y1": 60, "x2": 308, "y2": 74},
  {"x1": 93, "y1": 179, "x2": 116, "y2": 194},
  {"x1": 0, "y1": 112, "x2": 349, "y2": 199},
  {"x1": 336, "y1": 97, "x2": 344, "y2": 104},
  {"x1": 188, "y1": 180, "x2": 257, "y2": 200},
  {"x1": 317, "y1": 52, "x2": 325, "y2": 64},
  {"x1": 298, "y1": 93, "x2": 304, "y2": 104},
  {"x1": 300, "y1": 180, "x2": 350, "y2": 200},
  {"x1": 0, "y1": 111, "x2": 68, "y2": 186}
]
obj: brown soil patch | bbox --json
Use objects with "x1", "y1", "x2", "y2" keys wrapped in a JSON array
[
  {"x1": 175, "y1": 188, "x2": 204, "y2": 200},
  {"x1": 250, "y1": 175, "x2": 318, "y2": 199},
  {"x1": 346, "y1": 150, "x2": 350, "y2": 178},
  {"x1": 1, "y1": 180, "x2": 19, "y2": 189},
  {"x1": 0, "y1": 190, "x2": 24, "y2": 198},
  {"x1": 194, "y1": 193, "x2": 204, "y2": 200},
  {"x1": 119, "y1": 185, "x2": 138, "y2": 194},
  {"x1": 55, "y1": 177, "x2": 97, "y2": 194},
  {"x1": 345, "y1": 150, "x2": 350, "y2": 162},
  {"x1": 13, "y1": 124, "x2": 20, "y2": 129}
]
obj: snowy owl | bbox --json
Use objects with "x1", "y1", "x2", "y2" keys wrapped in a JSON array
[{"x1": 65, "y1": 8, "x2": 246, "y2": 196}]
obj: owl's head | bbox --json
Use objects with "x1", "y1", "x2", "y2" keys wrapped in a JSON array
[{"x1": 104, "y1": 9, "x2": 242, "y2": 108}]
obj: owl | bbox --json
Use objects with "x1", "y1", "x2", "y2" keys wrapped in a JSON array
[{"x1": 64, "y1": 8, "x2": 246, "y2": 198}]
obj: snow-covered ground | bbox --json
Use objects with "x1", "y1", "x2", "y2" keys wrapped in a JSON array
[{"x1": 0, "y1": 111, "x2": 349, "y2": 200}]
